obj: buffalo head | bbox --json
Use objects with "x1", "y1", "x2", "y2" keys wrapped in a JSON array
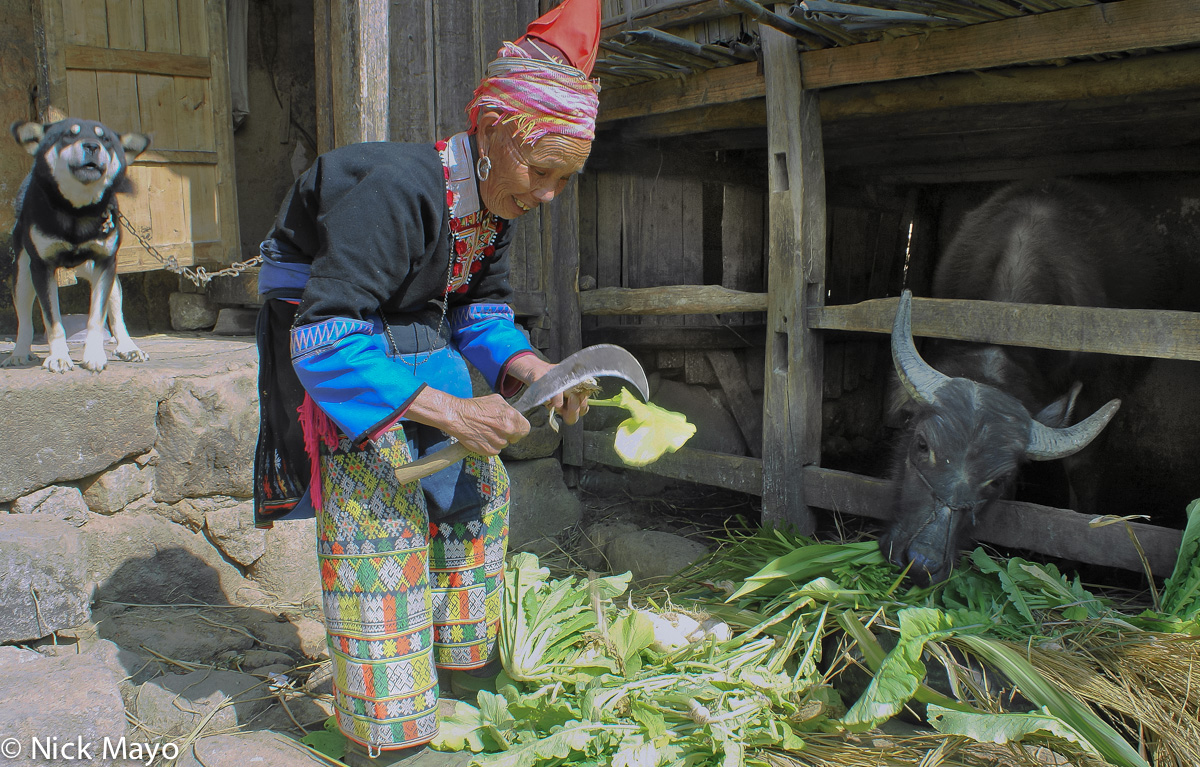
[{"x1": 879, "y1": 291, "x2": 1121, "y2": 585}]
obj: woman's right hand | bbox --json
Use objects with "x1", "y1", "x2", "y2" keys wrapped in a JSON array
[{"x1": 406, "y1": 388, "x2": 530, "y2": 456}]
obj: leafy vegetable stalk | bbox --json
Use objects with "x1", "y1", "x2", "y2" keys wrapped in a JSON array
[
  {"x1": 588, "y1": 387, "x2": 696, "y2": 466},
  {"x1": 1159, "y1": 498, "x2": 1200, "y2": 620}
]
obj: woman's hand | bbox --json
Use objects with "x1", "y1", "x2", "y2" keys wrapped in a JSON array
[
  {"x1": 406, "y1": 388, "x2": 529, "y2": 456},
  {"x1": 505, "y1": 354, "x2": 591, "y2": 425}
]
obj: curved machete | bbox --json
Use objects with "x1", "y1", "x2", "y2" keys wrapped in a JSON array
[{"x1": 393, "y1": 344, "x2": 649, "y2": 484}]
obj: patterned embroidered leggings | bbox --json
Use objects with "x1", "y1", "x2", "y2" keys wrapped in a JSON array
[{"x1": 315, "y1": 425, "x2": 509, "y2": 750}]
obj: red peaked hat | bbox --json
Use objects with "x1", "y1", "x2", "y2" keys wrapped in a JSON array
[{"x1": 516, "y1": 0, "x2": 602, "y2": 76}]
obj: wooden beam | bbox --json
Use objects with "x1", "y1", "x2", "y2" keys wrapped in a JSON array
[
  {"x1": 549, "y1": 181, "x2": 584, "y2": 468},
  {"x1": 313, "y1": 0, "x2": 334, "y2": 154},
  {"x1": 594, "y1": 28, "x2": 1200, "y2": 136},
  {"x1": 601, "y1": 0, "x2": 733, "y2": 40},
  {"x1": 64, "y1": 45, "x2": 211, "y2": 78},
  {"x1": 586, "y1": 141, "x2": 768, "y2": 189},
  {"x1": 388, "y1": 0, "x2": 435, "y2": 142},
  {"x1": 605, "y1": 100, "x2": 768, "y2": 142},
  {"x1": 32, "y1": 0, "x2": 68, "y2": 119},
  {"x1": 580, "y1": 286, "x2": 769, "y2": 316},
  {"x1": 820, "y1": 47, "x2": 1200, "y2": 123},
  {"x1": 583, "y1": 324, "x2": 767, "y2": 350},
  {"x1": 599, "y1": 61, "x2": 763, "y2": 124},
  {"x1": 823, "y1": 92, "x2": 1200, "y2": 161},
  {"x1": 206, "y1": 0, "x2": 241, "y2": 268},
  {"x1": 803, "y1": 467, "x2": 1182, "y2": 577},
  {"x1": 845, "y1": 148, "x2": 1200, "y2": 185},
  {"x1": 582, "y1": 432, "x2": 763, "y2": 495},
  {"x1": 801, "y1": 0, "x2": 1200, "y2": 90},
  {"x1": 707, "y1": 350, "x2": 763, "y2": 458},
  {"x1": 811, "y1": 297, "x2": 1200, "y2": 363},
  {"x1": 578, "y1": 442, "x2": 1183, "y2": 575},
  {"x1": 328, "y1": 0, "x2": 389, "y2": 147},
  {"x1": 761, "y1": 12, "x2": 824, "y2": 535}
]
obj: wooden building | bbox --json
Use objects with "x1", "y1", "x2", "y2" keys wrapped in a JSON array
[{"x1": 4, "y1": 0, "x2": 1197, "y2": 576}]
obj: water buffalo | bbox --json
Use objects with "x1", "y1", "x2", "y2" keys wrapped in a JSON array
[{"x1": 879, "y1": 180, "x2": 1165, "y2": 585}]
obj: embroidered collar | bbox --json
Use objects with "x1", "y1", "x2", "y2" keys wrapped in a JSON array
[
  {"x1": 436, "y1": 135, "x2": 503, "y2": 295},
  {"x1": 444, "y1": 132, "x2": 481, "y2": 218}
]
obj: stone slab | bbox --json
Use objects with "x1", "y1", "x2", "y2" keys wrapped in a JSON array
[
  {"x1": 0, "y1": 650, "x2": 128, "y2": 767},
  {"x1": 0, "y1": 516, "x2": 90, "y2": 642},
  {"x1": 0, "y1": 335, "x2": 256, "y2": 503}
]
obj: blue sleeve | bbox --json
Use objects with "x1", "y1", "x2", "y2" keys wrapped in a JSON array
[
  {"x1": 291, "y1": 318, "x2": 425, "y2": 443},
  {"x1": 451, "y1": 303, "x2": 536, "y2": 390}
]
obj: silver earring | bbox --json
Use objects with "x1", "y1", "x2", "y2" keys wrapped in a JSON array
[{"x1": 476, "y1": 155, "x2": 492, "y2": 180}]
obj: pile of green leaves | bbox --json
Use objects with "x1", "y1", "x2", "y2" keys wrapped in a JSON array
[
  {"x1": 435, "y1": 552, "x2": 830, "y2": 766},
  {"x1": 300, "y1": 504, "x2": 1200, "y2": 767},
  {"x1": 429, "y1": 536, "x2": 1159, "y2": 766}
]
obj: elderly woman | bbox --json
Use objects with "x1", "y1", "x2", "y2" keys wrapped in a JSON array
[{"x1": 251, "y1": 1, "x2": 601, "y2": 763}]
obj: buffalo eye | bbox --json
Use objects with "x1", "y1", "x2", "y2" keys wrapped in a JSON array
[
  {"x1": 913, "y1": 432, "x2": 935, "y2": 463},
  {"x1": 981, "y1": 471, "x2": 1015, "y2": 491}
]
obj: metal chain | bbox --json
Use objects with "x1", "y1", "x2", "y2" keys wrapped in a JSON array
[{"x1": 116, "y1": 210, "x2": 262, "y2": 287}]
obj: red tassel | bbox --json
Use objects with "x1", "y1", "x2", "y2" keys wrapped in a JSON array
[{"x1": 298, "y1": 393, "x2": 340, "y2": 510}]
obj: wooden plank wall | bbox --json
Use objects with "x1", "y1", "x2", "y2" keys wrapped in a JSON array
[
  {"x1": 42, "y1": 0, "x2": 236, "y2": 273},
  {"x1": 578, "y1": 170, "x2": 767, "y2": 388}
]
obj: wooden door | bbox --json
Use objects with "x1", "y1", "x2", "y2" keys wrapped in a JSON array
[{"x1": 33, "y1": 0, "x2": 239, "y2": 274}]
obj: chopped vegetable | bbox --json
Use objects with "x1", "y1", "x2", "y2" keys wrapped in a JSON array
[{"x1": 588, "y1": 387, "x2": 696, "y2": 466}]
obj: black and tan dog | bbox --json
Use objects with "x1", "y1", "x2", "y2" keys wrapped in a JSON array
[{"x1": 3, "y1": 118, "x2": 150, "y2": 372}]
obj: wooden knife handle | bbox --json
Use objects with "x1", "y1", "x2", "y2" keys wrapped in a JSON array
[{"x1": 393, "y1": 442, "x2": 471, "y2": 484}]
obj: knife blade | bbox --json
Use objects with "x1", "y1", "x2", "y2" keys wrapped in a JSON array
[{"x1": 393, "y1": 344, "x2": 649, "y2": 484}]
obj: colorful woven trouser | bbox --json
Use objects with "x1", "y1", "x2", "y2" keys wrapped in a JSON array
[{"x1": 316, "y1": 425, "x2": 509, "y2": 750}]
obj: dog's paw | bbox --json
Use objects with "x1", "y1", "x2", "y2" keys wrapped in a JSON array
[
  {"x1": 114, "y1": 346, "x2": 149, "y2": 363},
  {"x1": 0, "y1": 352, "x2": 41, "y2": 368},
  {"x1": 80, "y1": 348, "x2": 110, "y2": 372},
  {"x1": 43, "y1": 355, "x2": 75, "y2": 373},
  {"x1": 80, "y1": 358, "x2": 109, "y2": 373}
]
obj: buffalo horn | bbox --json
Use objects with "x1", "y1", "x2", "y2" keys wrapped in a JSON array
[
  {"x1": 891, "y1": 290, "x2": 951, "y2": 406},
  {"x1": 1026, "y1": 398, "x2": 1121, "y2": 460}
]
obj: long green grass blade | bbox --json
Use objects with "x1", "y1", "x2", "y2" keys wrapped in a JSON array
[{"x1": 954, "y1": 635, "x2": 1150, "y2": 767}]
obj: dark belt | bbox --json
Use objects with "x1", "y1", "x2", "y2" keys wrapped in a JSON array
[{"x1": 381, "y1": 306, "x2": 452, "y2": 355}]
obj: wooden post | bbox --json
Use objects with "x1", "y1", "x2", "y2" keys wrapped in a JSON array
[
  {"x1": 548, "y1": 180, "x2": 584, "y2": 472},
  {"x1": 760, "y1": 11, "x2": 826, "y2": 533},
  {"x1": 316, "y1": 0, "x2": 390, "y2": 150},
  {"x1": 389, "y1": 0, "x2": 436, "y2": 142}
]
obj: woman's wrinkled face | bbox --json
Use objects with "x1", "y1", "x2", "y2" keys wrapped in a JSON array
[{"x1": 476, "y1": 113, "x2": 591, "y2": 220}]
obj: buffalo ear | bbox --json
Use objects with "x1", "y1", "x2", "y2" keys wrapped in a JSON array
[
  {"x1": 1033, "y1": 381, "x2": 1083, "y2": 428},
  {"x1": 11, "y1": 121, "x2": 46, "y2": 155}
]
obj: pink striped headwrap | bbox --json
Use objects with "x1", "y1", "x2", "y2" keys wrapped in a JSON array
[{"x1": 467, "y1": 43, "x2": 600, "y2": 144}]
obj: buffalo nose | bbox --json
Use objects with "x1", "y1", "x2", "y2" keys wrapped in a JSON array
[{"x1": 906, "y1": 550, "x2": 945, "y2": 586}]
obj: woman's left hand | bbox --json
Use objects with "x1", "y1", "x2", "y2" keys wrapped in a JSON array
[{"x1": 506, "y1": 354, "x2": 590, "y2": 425}]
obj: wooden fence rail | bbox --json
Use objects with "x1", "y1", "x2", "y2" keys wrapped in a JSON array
[
  {"x1": 813, "y1": 297, "x2": 1200, "y2": 362},
  {"x1": 580, "y1": 289, "x2": 1200, "y2": 364},
  {"x1": 583, "y1": 434, "x2": 1184, "y2": 577},
  {"x1": 580, "y1": 285, "x2": 769, "y2": 315}
]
